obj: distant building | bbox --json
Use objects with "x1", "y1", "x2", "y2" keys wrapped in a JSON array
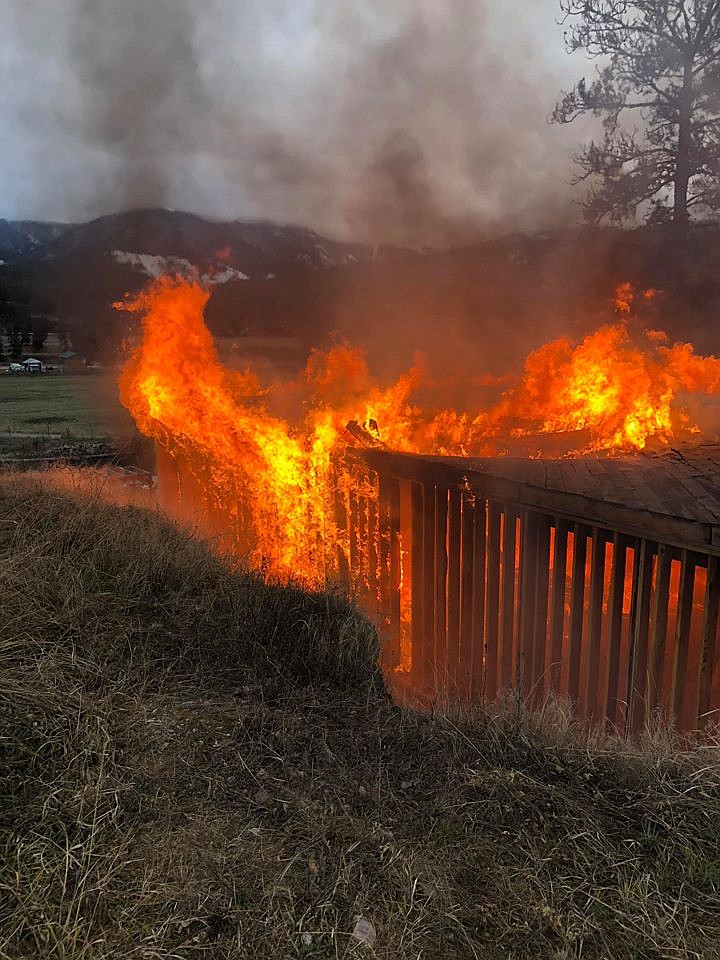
[{"x1": 22, "y1": 357, "x2": 43, "y2": 374}]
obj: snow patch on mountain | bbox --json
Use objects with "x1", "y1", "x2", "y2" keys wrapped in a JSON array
[{"x1": 111, "y1": 250, "x2": 248, "y2": 284}]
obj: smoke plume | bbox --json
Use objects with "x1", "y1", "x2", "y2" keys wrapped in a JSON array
[{"x1": 2, "y1": 0, "x2": 591, "y2": 242}]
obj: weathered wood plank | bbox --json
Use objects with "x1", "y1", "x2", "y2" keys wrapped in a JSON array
[
  {"x1": 447, "y1": 486, "x2": 462, "y2": 692},
  {"x1": 376, "y1": 475, "x2": 394, "y2": 665},
  {"x1": 699, "y1": 555, "x2": 720, "y2": 727},
  {"x1": 500, "y1": 508, "x2": 518, "y2": 690},
  {"x1": 604, "y1": 534, "x2": 627, "y2": 727},
  {"x1": 471, "y1": 498, "x2": 488, "y2": 697},
  {"x1": 627, "y1": 540, "x2": 655, "y2": 734},
  {"x1": 485, "y1": 501, "x2": 502, "y2": 700},
  {"x1": 352, "y1": 450, "x2": 719, "y2": 555},
  {"x1": 421, "y1": 483, "x2": 436, "y2": 688},
  {"x1": 388, "y1": 477, "x2": 402, "y2": 672},
  {"x1": 410, "y1": 482, "x2": 429, "y2": 689},
  {"x1": 647, "y1": 543, "x2": 672, "y2": 715},
  {"x1": 518, "y1": 510, "x2": 539, "y2": 700},
  {"x1": 568, "y1": 525, "x2": 588, "y2": 704},
  {"x1": 433, "y1": 485, "x2": 449, "y2": 688},
  {"x1": 530, "y1": 515, "x2": 551, "y2": 706},
  {"x1": 681, "y1": 560, "x2": 709, "y2": 730},
  {"x1": 366, "y1": 482, "x2": 380, "y2": 616},
  {"x1": 459, "y1": 494, "x2": 476, "y2": 697},
  {"x1": 585, "y1": 530, "x2": 607, "y2": 723},
  {"x1": 547, "y1": 520, "x2": 569, "y2": 694},
  {"x1": 673, "y1": 551, "x2": 697, "y2": 727}
]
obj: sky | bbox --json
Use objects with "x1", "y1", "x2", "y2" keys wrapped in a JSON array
[{"x1": 0, "y1": 0, "x2": 596, "y2": 242}]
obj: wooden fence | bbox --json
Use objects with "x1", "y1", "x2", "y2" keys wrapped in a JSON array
[{"x1": 343, "y1": 449, "x2": 720, "y2": 733}]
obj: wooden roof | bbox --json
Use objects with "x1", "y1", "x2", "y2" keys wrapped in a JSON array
[
  {"x1": 356, "y1": 444, "x2": 720, "y2": 555},
  {"x1": 456, "y1": 445, "x2": 720, "y2": 526}
]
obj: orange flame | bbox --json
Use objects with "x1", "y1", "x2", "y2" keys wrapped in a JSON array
[{"x1": 118, "y1": 278, "x2": 720, "y2": 581}]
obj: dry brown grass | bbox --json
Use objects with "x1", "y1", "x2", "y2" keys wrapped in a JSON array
[{"x1": 1, "y1": 471, "x2": 720, "y2": 959}]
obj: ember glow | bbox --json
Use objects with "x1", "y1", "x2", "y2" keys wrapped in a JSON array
[{"x1": 119, "y1": 277, "x2": 720, "y2": 581}]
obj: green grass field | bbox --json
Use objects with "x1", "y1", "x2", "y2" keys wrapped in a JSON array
[{"x1": 0, "y1": 374, "x2": 133, "y2": 439}]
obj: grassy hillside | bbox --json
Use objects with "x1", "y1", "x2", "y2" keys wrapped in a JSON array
[{"x1": 1, "y1": 473, "x2": 720, "y2": 959}]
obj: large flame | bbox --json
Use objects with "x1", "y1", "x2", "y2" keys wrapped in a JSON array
[{"x1": 119, "y1": 277, "x2": 720, "y2": 581}]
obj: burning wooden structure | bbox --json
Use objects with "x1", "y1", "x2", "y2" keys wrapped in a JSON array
[
  {"x1": 157, "y1": 441, "x2": 720, "y2": 733},
  {"x1": 122, "y1": 277, "x2": 720, "y2": 734},
  {"x1": 345, "y1": 445, "x2": 720, "y2": 733}
]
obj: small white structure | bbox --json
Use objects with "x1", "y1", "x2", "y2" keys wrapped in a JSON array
[{"x1": 22, "y1": 357, "x2": 43, "y2": 374}]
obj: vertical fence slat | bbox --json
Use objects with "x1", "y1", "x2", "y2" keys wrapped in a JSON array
[
  {"x1": 605, "y1": 534, "x2": 627, "y2": 727},
  {"x1": 421, "y1": 483, "x2": 436, "y2": 689},
  {"x1": 568, "y1": 525, "x2": 588, "y2": 704},
  {"x1": 485, "y1": 502, "x2": 502, "y2": 700},
  {"x1": 699, "y1": 555, "x2": 720, "y2": 726},
  {"x1": 366, "y1": 477, "x2": 380, "y2": 617},
  {"x1": 433, "y1": 486, "x2": 449, "y2": 690},
  {"x1": 682, "y1": 559, "x2": 708, "y2": 730},
  {"x1": 459, "y1": 494, "x2": 476, "y2": 697},
  {"x1": 397, "y1": 479, "x2": 414, "y2": 677},
  {"x1": 349, "y1": 486, "x2": 360, "y2": 580},
  {"x1": 334, "y1": 480, "x2": 350, "y2": 590},
  {"x1": 585, "y1": 530, "x2": 607, "y2": 723},
  {"x1": 673, "y1": 551, "x2": 697, "y2": 727},
  {"x1": 376, "y1": 475, "x2": 393, "y2": 665},
  {"x1": 446, "y1": 487, "x2": 462, "y2": 692},
  {"x1": 410, "y1": 482, "x2": 428, "y2": 690},
  {"x1": 531, "y1": 516, "x2": 552, "y2": 707},
  {"x1": 627, "y1": 540, "x2": 655, "y2": 734},
  {"x1": 548, "y1": 520, "x2": 569, "y2": 695},
  {"x1": 518, "y1": 511, "x2": 539, "y2": 700},
  {"x1": 500, "y1": 509, "x2": 518, "y2": 690},
  {"x1": 648, "y1": 543, "x2": 672, "y2": 716},
  {"x1": 471, "y1": 499, "x2": 488, "y2": 698},
  {"x1": 389, "y1": 478, "x2": 402, "y2": 671}
]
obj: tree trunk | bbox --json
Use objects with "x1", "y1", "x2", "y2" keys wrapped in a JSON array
[{"x1": 673, "y1": 61, "x2": 694, "y2": 236}]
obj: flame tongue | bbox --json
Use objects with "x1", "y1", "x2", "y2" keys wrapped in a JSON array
[
  {"x1": 118, "y1": 277, "x2": 720, "y2": 580},
  {"x1": 118, "y1": 277, "x2": 334, "y2": 580}
]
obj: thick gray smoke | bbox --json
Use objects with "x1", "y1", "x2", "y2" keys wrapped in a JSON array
[{"x1": 2, "y1": 0, "x2": 591, "y2": 243}]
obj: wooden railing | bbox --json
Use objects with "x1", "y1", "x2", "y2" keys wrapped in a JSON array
[{"x1": 344, "y1": 449, "x2": 720, "y2": 733}]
